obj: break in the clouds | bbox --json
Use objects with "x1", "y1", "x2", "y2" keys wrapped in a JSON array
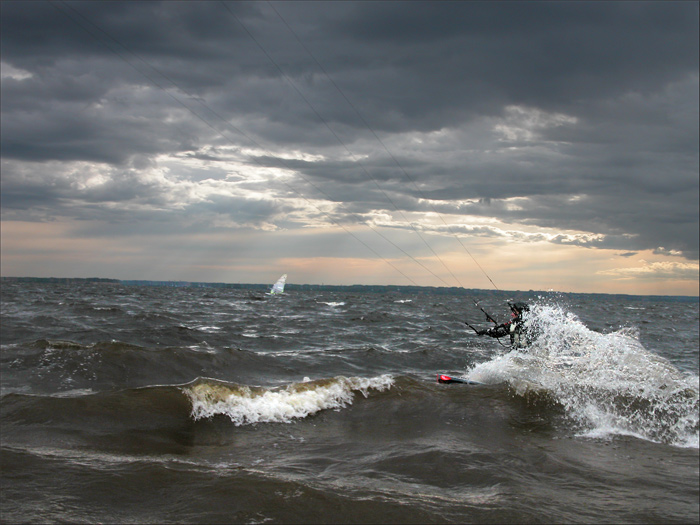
[{"x1": 1, "y1": 1, "x2": 698, "y2": 293}]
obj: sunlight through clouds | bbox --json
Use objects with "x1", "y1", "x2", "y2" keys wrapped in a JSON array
[
  {"x1": 494, "y1": 105, "x2": 579, "y2": 143},
  {"x1": 598, "y1": 261, "x2": 699, "y2": 281},
  {"x1": 1, "y1": 2, "x2": 697, "y2": 294}
]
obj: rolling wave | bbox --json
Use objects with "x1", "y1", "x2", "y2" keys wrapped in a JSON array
[
  {"x1": 183, "y1": 375, "x2": 395, "y2": 425},
  {"x1": 1, "y1": 375, "x2": 396, "y2": 435}
]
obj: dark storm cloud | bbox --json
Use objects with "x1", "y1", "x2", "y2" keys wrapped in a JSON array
[
  {"x1": 300, "y1": 1, "x2": 698, "y2": 127},
  {"x1": 1, "y1": 1, "x2": 698, "y2": 261}
]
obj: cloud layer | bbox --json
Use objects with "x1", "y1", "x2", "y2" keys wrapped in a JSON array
[{"x1": 1, "y1": 1, "x2": 698, "y2": 291}]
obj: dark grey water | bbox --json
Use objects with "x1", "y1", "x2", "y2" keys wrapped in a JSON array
[{"x1": 1, "y1": 281, "x2": 698, "y2": 523}]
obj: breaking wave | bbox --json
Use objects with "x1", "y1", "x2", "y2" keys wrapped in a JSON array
[
  {"x1": 468, "y1": 303, "x2": 699, "y2": 448},
  {"x1": 183, "y1": 375, "x2": 394, "y2": 425}
]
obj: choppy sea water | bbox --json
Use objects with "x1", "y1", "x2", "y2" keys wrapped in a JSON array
[{"x1": 1, "y1": 281, "x2": 698, "y2": 523}]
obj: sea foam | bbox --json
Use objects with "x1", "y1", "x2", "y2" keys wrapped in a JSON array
[{"x1": 183, "y1": 375, "x2": 394, "y2": 425}]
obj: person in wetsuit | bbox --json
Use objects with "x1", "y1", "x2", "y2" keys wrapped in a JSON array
[{"x1": 475, "y1": 302, "x2": 530, "y2": 348}]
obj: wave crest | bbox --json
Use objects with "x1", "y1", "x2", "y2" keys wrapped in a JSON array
[{"x1": 183, "y1": 375, "x2": 394, "y2": 425}]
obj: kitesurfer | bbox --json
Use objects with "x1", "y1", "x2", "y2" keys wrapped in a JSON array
[{"x1": 474, "y1": 302, "x2": 530, "y2": 348}]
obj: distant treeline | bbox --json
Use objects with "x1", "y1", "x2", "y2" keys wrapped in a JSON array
[
  {"x1": 2, "y1": 276, "x2": 697, "y2": 302},
  {"x1": 119, "y1": 279, "x2": 504, "y2": 297},
  {"x1": 2, "y1": 276, "x2": 120, "y2": 284}
]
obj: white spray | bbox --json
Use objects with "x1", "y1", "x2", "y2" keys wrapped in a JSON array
[{"x1": 469, "y1": 303, "x2": 699, "y2": 447}]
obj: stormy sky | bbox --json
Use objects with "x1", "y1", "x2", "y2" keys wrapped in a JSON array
[{"x1": 1, "y1": 1, "x2": 698, "y2": 295}]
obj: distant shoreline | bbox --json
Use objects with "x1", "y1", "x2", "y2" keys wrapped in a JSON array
[{"x1": 2, "y1": 276, "x2": 697, "y2": 302}]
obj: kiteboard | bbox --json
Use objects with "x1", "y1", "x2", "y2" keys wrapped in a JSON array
[{"x1": 437, "y1": 374, "x2": 482, "y2": 385}]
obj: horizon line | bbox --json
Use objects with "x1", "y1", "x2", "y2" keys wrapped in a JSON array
[{"x1": 2, "y1": 276, "x2": 698, "y2": 300}]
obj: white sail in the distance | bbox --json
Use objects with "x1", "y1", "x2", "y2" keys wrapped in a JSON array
[{"x1": 269, "y1": 274, "x2": 287, "y2": 295}]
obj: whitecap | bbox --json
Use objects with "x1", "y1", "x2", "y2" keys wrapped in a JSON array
[{"x1": 183, "y1": 375, "x2": 394, "y2": 425}]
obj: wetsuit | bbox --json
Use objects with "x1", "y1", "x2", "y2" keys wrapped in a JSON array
[
  {"x1": 475, "y1": 303, "x2": 530, "y2": 348},
  {"x1": 477, "y1": 316, "x2": 527, "y2": 347}
]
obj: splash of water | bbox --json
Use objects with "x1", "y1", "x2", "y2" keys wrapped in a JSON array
[{"x1": 469, "y1": 303, "x2": 699, "y2": 448}]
